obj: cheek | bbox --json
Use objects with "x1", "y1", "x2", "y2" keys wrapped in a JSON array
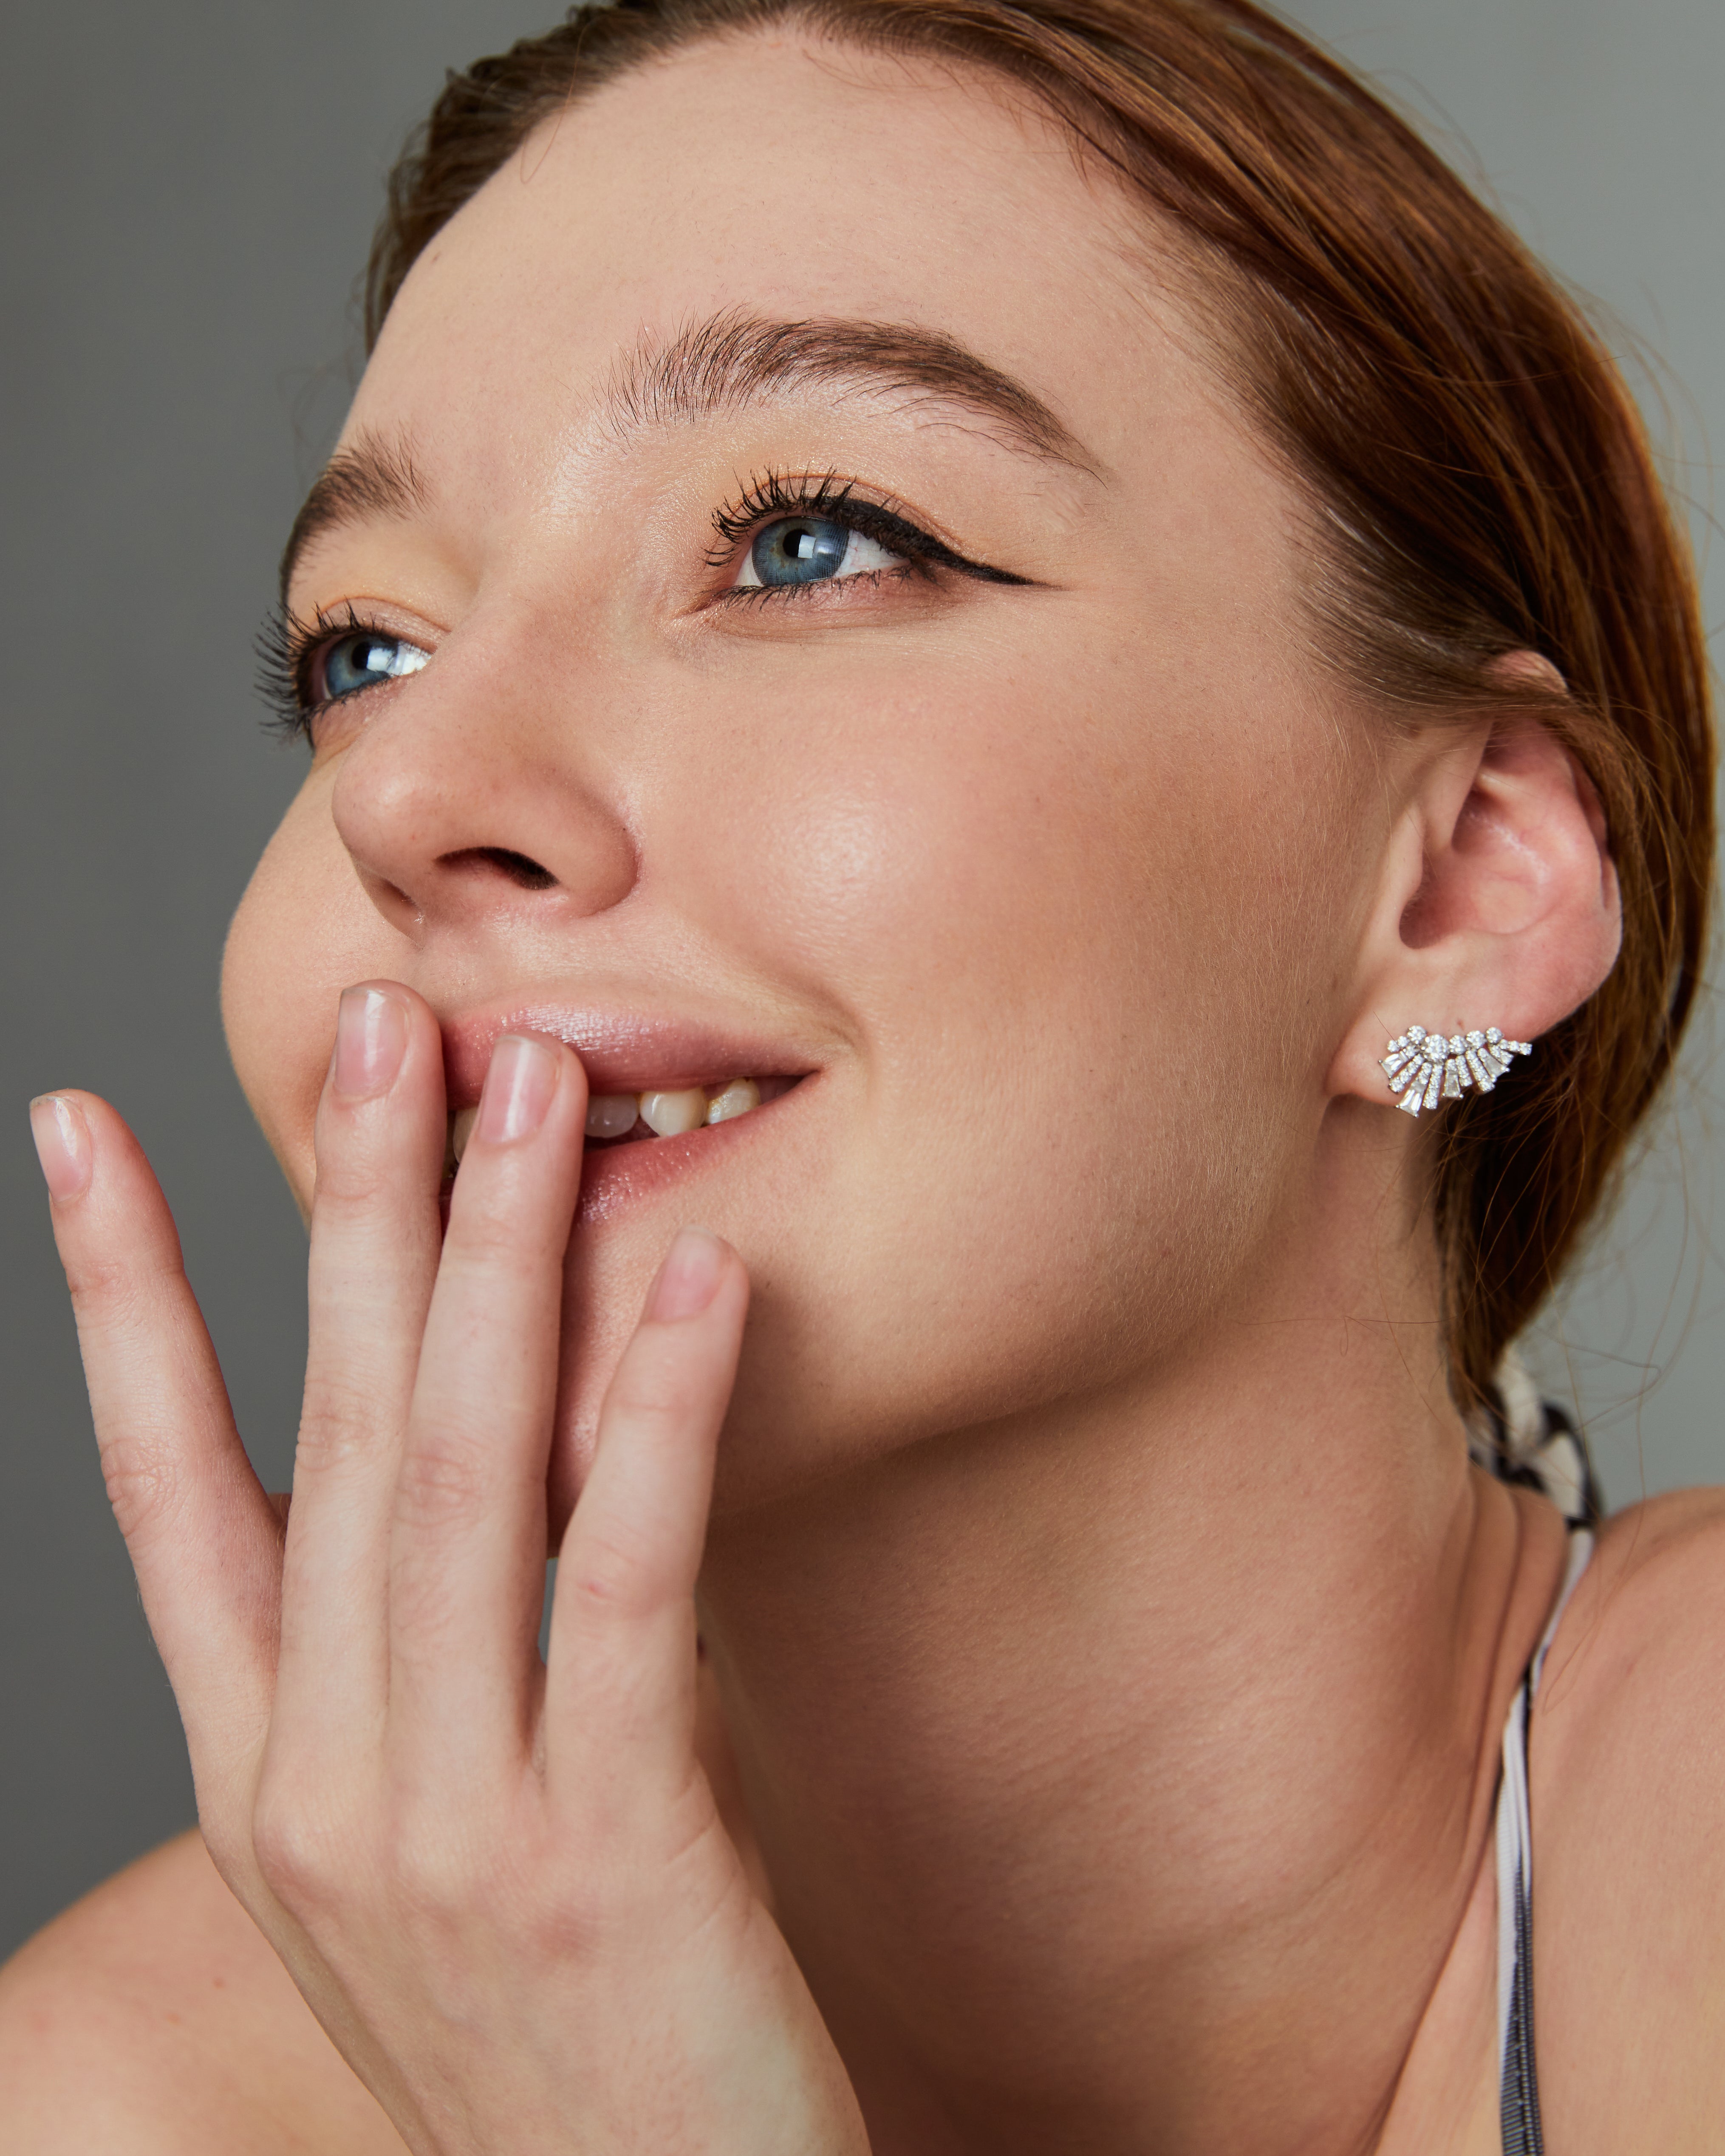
[
  {"x1": 667, "y1": 640, "x2": 1327, "y2": 1067},
  {"x1": 222, "y1": 773, "x2": 392, "y2": 1207},
  {"x1": 631, "y1": 650, "x2": 1354, "y2": 1507}
]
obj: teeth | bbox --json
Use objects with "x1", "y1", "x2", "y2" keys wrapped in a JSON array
[
  {"x1": 639, "y1": 1087, "x2": 709, "y2": 1138},
  {"x1": 704, "y1": 1078, "x2": 761, "y2": 1125},
  {"x1": 586, "y1": 1093, "x2": 641, "y2": 1141},
  {"x1": 447, "y1": 1075, "x2": 783, "y2": 1169}
]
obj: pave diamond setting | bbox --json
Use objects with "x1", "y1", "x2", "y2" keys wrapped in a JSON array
[{"x1": 1381, "y1": 1024, "x2": 1532, "y2": 1117}]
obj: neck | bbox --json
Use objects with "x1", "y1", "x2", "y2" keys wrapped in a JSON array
[{"x1": 698, "y1": 1164, "x2": 1568, "y2": 2153}]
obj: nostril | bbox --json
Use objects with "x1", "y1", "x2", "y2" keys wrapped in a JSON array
[{"x1": 443, "y1": 845, "x2": 559, "y2": 892}]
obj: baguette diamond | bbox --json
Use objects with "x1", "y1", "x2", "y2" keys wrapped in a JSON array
[{"x1": 1381, "y1": 1022, "x2": 1532, "y2": 1117}]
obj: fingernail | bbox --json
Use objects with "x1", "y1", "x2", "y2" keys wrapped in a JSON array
[
  {"x1": 333, "y1": 985, "x2": 409, "y2": 1101},
  {"x1": 30, "y1": 1094, "x2": 92, "y2": 1201},
  {"x1": 477, "y1": 1033, "x2": 560, "y2": 1145},
  {"x1": 645, "y1": 1226, "x2": 725, "y2": 1322}
]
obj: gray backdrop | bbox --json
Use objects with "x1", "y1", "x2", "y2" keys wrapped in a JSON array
[{"x1": 2, "y1": 0, "x2": 1719, "y2": 1961}]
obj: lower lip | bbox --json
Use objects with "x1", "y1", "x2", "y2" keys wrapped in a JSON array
[
  {"x1": 440, "y1": 1080, "x2": 806, "y2": 1231},
  {"x1": 577, "y1": 1085, "x2": 803, "y2": 1223}
]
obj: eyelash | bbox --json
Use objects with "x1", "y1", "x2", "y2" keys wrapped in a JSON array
[
  {"x1": 705, "y1": 469, "x2": 1016, "y2": 601},
  {"x1": 255, "y1": 600, "x2": 359, "y2": 745},
  {"x1": 257, "y1": 477, "x2": 1024, "y2": 742}
]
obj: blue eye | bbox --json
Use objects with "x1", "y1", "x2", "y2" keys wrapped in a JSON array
[
  {"x1": 738, "y1": 516, "x2": 902, "y2": 590},
  {"x1": 320, "y1": 629, "x2": 429, "y2": 701}
]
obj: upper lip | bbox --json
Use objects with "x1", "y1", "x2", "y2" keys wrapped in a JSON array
[{"x1": 440, "y1": 998, "x2": 823, "y2": 1108}]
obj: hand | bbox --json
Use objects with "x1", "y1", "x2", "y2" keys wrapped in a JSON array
[{"x1": 29, "y1": 983, "x2": 869, "y2": 2155}]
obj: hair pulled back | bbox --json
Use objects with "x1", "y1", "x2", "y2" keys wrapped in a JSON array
[{"x1": 364, "y1": 0, "x2": 1713, "y2": 1416}]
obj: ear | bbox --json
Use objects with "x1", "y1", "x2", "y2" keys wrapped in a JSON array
[{"x1": 1330, "y1": 666, "x2": 1621, "y2": 1108}]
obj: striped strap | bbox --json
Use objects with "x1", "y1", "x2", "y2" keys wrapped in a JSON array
[
  {"x1": 1473, "y1": 1358, "x2": 1599, "y2": 2153},
  {"x1": 1494, "y1": 1525, "x2": 1594, "y2": 2154}
]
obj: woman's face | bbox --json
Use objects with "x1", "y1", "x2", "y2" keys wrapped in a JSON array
[{"x1": 224, "y1": 31, "x2": 1386, "y2": 1515}]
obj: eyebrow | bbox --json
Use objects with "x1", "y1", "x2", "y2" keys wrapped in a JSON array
[
  {"x1": 278, "y1": 430, "x2": 429, "y2": 604},
  {"x1": 278, "y1": 311, "x2": 1093, "y2": 598},
  {"x1": 604, "y1": 308, "x2": 1095, "y2": 470}
]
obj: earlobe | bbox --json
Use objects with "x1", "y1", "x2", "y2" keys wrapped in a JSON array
[{"x1": 1329, "y1": 698, "x2": 1622, "y2": 1110}]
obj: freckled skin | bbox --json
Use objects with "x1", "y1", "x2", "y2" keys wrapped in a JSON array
[{"x1": 222, "y1": 36, "x2": 1375, "y2": 1522}]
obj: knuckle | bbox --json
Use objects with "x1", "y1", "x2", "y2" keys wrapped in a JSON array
[
  {"x1": 608, "y1": 1359, "x2": 702, "y2": 1431},
  {"x1": 392, "y1": 1434, "x2": 491, "y2": 1533},
  {"x1": 309, "y1": 1121, "x2": 399, "y2": 1211},
  {"x1": 380, "y1": 1787, "x2": 532, "y2": 1922},
  {"x1": 386, "y1": 1818, "x2": 486, "y2": 1918},
  {"x1": 65, "y1": 1249, "x2": 152, "y2": 1330},
  {"x1": 293, "y1": 1377, "x2": 383, "y2": 1478},
  {"x1": 100, "y1": 1428, "x2": 184, "y2": 1544},
  {"x1": 538, "y1": 1865, "x2": 625, "y2": 1958},
  {"x1": 252, "y1": 1779, "x2": 350, "y2": 1917},
  {"x1": 564, "y1": 1521, "x2": 663, "y2": 1621},
  {"x1": 439, "y1": 1208, "x2": 551, "y2": 1280}
]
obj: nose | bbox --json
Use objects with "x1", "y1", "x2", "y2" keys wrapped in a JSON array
[{"x1": 328, "y1": 631, "x2": 638, "y2": 943}]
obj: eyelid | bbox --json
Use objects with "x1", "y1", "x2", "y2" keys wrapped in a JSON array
[
  {"x1": 255, "y1": 601, "x2": 436, "y2": 746},
  {"x1": 706, "y1": 471, "x2": 1032, "y2": 593}
]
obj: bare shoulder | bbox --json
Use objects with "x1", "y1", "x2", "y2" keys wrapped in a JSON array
[
  {"x1": 1541, "y1": 1484, "x2": 1725, "y2": 1736},
  {"x1": 1533, "y1": 1489, "x2": 1725, "y2": 2147},
  {"x1": 0, "y1": 1831, "x2": 404, "y2": 2156},
  {"x1": 1538, "y1": 1485, "x2": 1725, "y2": 1839}
]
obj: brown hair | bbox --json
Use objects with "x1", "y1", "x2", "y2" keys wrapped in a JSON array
[{"x1": 365, "y1": 0, "x2": 1713, "y2": 1416}]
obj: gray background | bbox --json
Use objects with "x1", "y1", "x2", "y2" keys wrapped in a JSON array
[{"x1": 1, "y1": 0, "x2": 1719, "y2": 1961}]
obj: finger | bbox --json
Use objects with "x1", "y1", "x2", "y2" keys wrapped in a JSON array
[
  {"x1": 30, "y1": 1091, "x2": 281, "y2": 1770},
  {"x1": 546, "y1": 1228, "x2": 749, "y2": 1809},
  {"x1": 385, "y1": 1033, "x2": 588, "y2": 1778},
  {"x1": 271, "y1": 982, "x2": 446, "y2": 1745}
]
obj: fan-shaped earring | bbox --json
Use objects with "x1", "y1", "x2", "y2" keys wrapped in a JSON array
[{"x1": 1381, "y1": 1025, "x2": 1532, "y2": 1117}]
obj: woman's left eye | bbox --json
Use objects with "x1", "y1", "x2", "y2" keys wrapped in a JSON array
[
  {"x1": 319, "y1": 629, "x2": 430, "y2": 701},
  {"x1": 735, "y1": 516, "x2": 904, "y2": 591}
]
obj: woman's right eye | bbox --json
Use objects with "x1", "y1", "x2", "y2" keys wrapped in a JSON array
[{"x1": 317, "y1": 629, "x2": 430, "y2": 704}]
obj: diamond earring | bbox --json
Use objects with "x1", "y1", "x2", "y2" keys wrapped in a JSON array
[{"x1": 1381, "y1": 1024, "x2": 1532, "y2": 1116}]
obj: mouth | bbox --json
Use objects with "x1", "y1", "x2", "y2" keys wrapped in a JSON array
[
  {"x1": 441, "y1": 1071, "x2": 800, "y2": 1183},
  {"x1": 437, "y1": 1001, "x2": 822, "y2": 1224}
]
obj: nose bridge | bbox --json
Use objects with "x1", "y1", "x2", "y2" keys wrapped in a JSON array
[{"x1": 329, "y1": 612, "x2": 638, "y2": 939}]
